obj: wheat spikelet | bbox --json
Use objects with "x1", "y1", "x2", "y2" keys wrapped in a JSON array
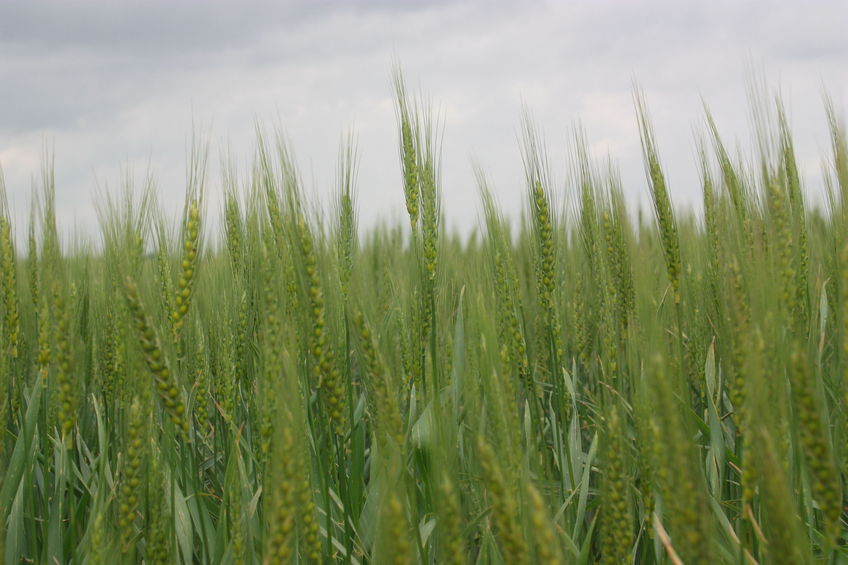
[
  {"x1": 119, "y1": 396, "x2": 145, "y2": 555},
  {"x1": 637, "y1": 99, "x2": 682, "y2": 305},
  {"x1": 789, "y1": 345, "x2": 842, "y2": 546},
  {"x1": 477, "y1": 435, "x2": 529, "y2": 565},
  {"x1": 52, "y1": 282, "x2": 76, "y2": 446},
  {"x1": 295, "y1": 213, "x2": 346, "y2": 435},
  {"x1": 0, "y1": 217, "x2": 19, "y2": 358},
  {"x1": 124, "y1": 276, "x2": 188, "y2": 435},
  {"x1": 600, "y1": 406, "x2": 633, "y2": 565},
  {"x1": 525, "y1": 481, "x2": 564, "y2": 565},
  {"x1": 393, "y1": 68, "x2": 420, "y2": 229},
  {"x1": 171, "y1": 199, "x2": 200, "y2": 340}
]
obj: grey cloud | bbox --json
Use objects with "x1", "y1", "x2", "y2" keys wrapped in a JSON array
[
  {"x1": 0, "y1": 0, "x2": 846, "y2": 237},
  {"x1": 0, "y1": 1, "x2": 461, "y2": 55},
  {"x1": 0, "y1": 0, "x2": 481, "y2": 134}
]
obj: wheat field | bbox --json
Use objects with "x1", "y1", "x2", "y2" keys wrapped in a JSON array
[{"x1": 0, "y1": 72, "x2": 846, "y2": 564}]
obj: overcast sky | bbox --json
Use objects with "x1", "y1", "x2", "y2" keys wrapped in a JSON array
[{"x1": 1, "y1": 1, "x2": 847, "y2": 240}]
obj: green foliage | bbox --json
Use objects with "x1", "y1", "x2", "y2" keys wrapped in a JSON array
[{"x1": 0, "y1": 74, "x2": 846, "y2": 564}]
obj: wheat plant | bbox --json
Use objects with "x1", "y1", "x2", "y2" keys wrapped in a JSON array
[{"x1": 0, "y1": 71, "x2": 845, "y2": 564}]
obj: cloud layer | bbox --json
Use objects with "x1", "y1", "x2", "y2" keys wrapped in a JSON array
[{"x1": 1, "y1": 1, "x2": 847, "y2": 237}]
